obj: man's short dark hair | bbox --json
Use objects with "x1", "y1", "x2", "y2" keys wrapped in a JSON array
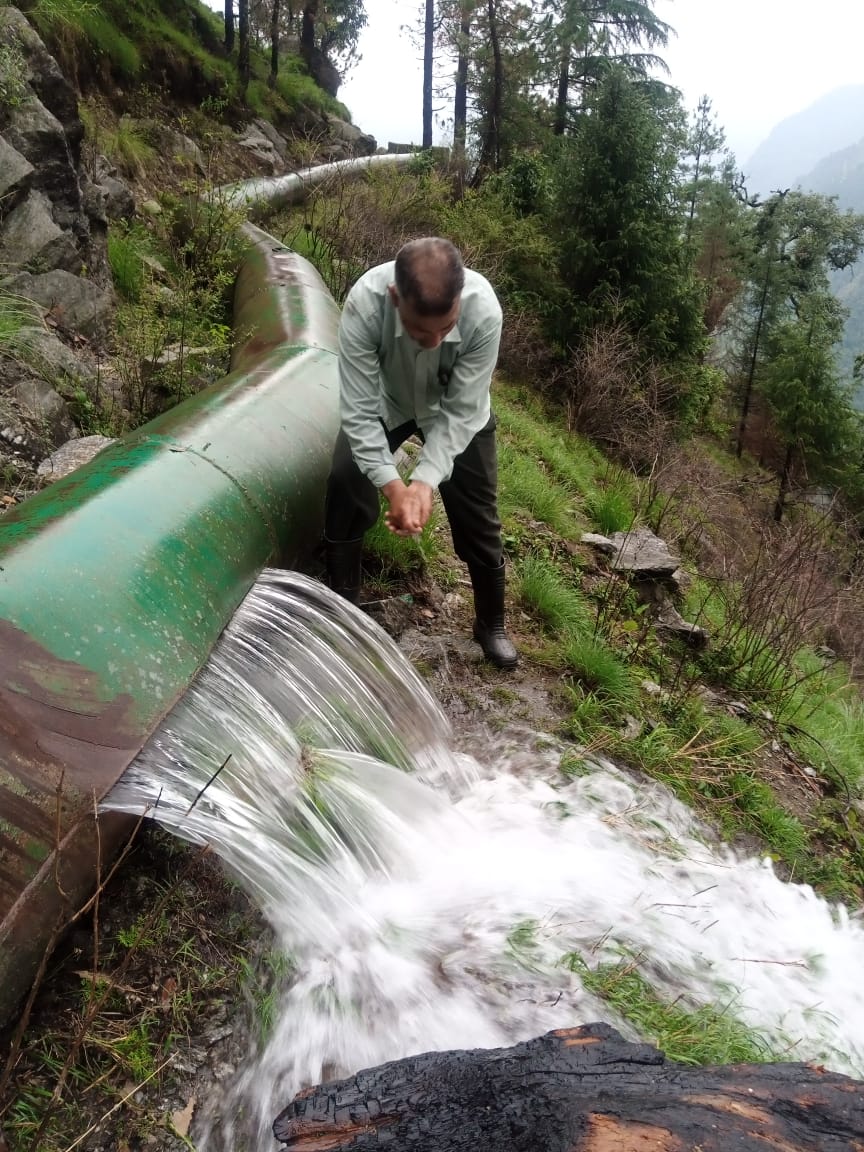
[{"x1": 394, "y1": 237, "x2": 465, "y2": 316}]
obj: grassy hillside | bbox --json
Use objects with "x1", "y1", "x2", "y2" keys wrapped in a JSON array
[{"x1": 15, "y1": 0, "x2": 348, "y2": 129}]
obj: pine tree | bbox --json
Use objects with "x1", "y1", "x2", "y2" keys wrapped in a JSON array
[{"x1": 555, "y1": 69, "x2": 705, "y2": 364}]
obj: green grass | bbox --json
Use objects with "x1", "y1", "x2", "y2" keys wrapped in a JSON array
[
  {"x1": 498, "y1": 442, "x2": 577, "y2": 535},
  {"x1": 108, "y1": 225, "x2": 149, "y2": 301},
  {"x1": 495, "y1": 387, "x2": 604, "y2": 503},
  {"x1": 517, "y1": 554, "x2": 590, "y2": 637},
  {"x1": 79, "y1": 6, "x2": 141, "y2": 79},
  {"x1": 363, "y1": 504, "x2": 441, "y2": 579},
  {"x1": 586, "y1": 485, "x2": 635, "y2": 534},
  {"x1": 0, "y1": 290, "x2": 43, "y2": 363},
  {"x1": 566, "y1": 952, "x2": 778, "y2": 1065},
  {"x1": 786, "y1": 654, "x2": 864, "y2": 794},
  {"x1": 102, "y1": 119, "x2": 155, "y2": 176},
  {"x1": 561, "y1": 634, "x2": 636, "y2": 705}
]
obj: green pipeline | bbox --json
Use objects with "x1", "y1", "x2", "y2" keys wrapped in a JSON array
[{"x1": 0, "y1": 224, "x2": 342, "y2": 1024}]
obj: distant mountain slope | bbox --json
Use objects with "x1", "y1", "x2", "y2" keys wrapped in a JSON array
[
  {"x1": 743, "y1": 85, "x2": 864, "y2": 198},
  {"x1": 798, "y1": 137, "x2": 864, "y2": 211}
]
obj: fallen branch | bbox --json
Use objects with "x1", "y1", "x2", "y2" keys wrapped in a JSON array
[{"x1": 273, "y1": 1023, "x2": 864, "y2": 1151}]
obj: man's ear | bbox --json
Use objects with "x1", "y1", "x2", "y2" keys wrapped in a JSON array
[{"x1": 388, "y1": 284, "x2": 399, "y2": 308}]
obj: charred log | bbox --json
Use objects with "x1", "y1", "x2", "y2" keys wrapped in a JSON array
[{"x1": 273, "y1": 1022, "x2": 864, "y2": 1151}]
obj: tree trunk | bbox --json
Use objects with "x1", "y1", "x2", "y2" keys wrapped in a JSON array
[
  {"x1": 300, "y1": 0, "x2": 317, "y2": 66},
  {"x1": 736, "y1": 259, "x2": 772, "y2": 458},
  {"x1": 472, "y1": 0, "x2": 502, "y2": 185},
  {"x1": 554, "y1": 42, "x2": 570, "y2": 135},
  {"x1": 423, "y1": 0, "x2": 434, "y2": 148},
  {"x1": 269, "y1": 0, "x2": 281, "y2": 87},
  {"x1": 273, "y1": 1023, "x2": 864, "y2": 1152},
  {"x1": 224, "y1": 0, "x2": 234, "y2": 52},
  {"x1": 453, "y1": 4, "x2": 471, "y2": 169},
  {"x1": 237, "y1": 0, "x2": 250, "y2": 92},
  {"x1": 774, "y1": 440, "x2": 796, "y2": 522}
]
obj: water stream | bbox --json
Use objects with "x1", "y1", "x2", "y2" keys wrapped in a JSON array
[{"x1": 105, "y1": 569, "x2": 864, "y2": 1150}]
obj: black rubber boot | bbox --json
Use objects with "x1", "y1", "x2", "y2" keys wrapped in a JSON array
[
  {"x1": 324, "y1": 537, "x2": 364, "y2": 604},
  {"x1": 469, "y1": 561, "x2": 518, "y2": 670}
]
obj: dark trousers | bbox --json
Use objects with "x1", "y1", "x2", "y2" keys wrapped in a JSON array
[{"x1": 324, "y1": 415, "x2": 503, "y2": 570}]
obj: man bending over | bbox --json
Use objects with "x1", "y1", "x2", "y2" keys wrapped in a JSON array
[{"x1": 323, "y1": 236, "x2": 518, "y2": 670}]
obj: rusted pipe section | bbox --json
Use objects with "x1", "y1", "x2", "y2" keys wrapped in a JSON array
[{"x1": 0, "y1": 224, "x2": 342, "y2": 1025}]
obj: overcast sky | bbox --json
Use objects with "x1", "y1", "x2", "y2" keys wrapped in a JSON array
[{"x1": 337, "y1": 0, "x2": 864, "y2": 166}]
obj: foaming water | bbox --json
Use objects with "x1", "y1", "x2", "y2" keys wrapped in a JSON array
[{"x1": 105, "y1": 570, "x2": 864, "y2": 1150}]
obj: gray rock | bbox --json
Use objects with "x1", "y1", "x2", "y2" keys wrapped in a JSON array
[
  {"x1": 251, "y1": 117, "x2": 290, "y2": 160},
  {"x1": 37, "y1": 434, "x2": 116, "y2": 480},
  {"x1": 580, "y1": 532, "x2": 616, "y2": 554},
  {"x1": 0, "y1": 7, "x2": 82, "y2": 152},
  {"x1": 18, "y1": 326, "x2": 95, "y2": 390},
  {"x1": 654, "y1": 601, "x2": 708, "y2": 649},
  {"x1": 0, "y1": 136, "x2": 34, "y2": 204},
  {"x1": 9, "y1": 376, "x2": 75, "y2": 447},
  {"x1": 608, "y1": 528, "x2": 681, "y2": 577},
  {"x1": 3, "y1": 269, "x2": 114, "y2": 338},
  {"x1": 98, "y1": 173, "x2": 135, "y2": 220},
  {"x1": 236, "y1": 123, "x2": 282, "y2": 174},
  {"x1": 0, "y1": 188, "x2": 81, "y2": 273},
  {"x1": 327, "y1": 116, "x2": 376, "y2": 156},
  {"x1": 145, "y1": 123, "x2": 205, "y2": 176}
]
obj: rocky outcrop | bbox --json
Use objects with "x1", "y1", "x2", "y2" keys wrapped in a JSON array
[
  {"x1": 582, "y1": 527, "x2": 707, "y2": 647},
  {"x1": 322, "y1": 115, "x2": 376, "y2": 160},
  {"x1": 0, "y1": 7, "x2": 119, "y2": 477},
  {"x1": 0, "y1": 7, "x2": 108, "y2": 282}
]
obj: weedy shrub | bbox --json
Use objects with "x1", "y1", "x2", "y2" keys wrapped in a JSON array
[
  {"x1": 678, "y1": 515, "x2": 841, "y2": 718},
  {"x1": 560, "y1": 320, "x2": 674, "y2": 471}
]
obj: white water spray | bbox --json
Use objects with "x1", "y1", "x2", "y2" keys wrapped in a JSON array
[{"x1": 105, "y1": 570, "x2": 864, "y2": 1150}]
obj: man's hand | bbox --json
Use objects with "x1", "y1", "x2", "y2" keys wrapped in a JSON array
[{"x1": 381, "y1": 479, "x2": 434, "y2": 537}]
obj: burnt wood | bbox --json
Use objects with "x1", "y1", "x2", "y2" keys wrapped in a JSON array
[{"x1": 273, "y1": 1022, "x2": 864, "y2": 1150}]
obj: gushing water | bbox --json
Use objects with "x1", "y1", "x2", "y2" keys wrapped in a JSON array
[{"x1": 105, "y1": 570, "x2": 864, "y2": 1149}]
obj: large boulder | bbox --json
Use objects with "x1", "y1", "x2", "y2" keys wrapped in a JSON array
[
  {"x1": 326, "y1": 115, "x2": 376, "y2": 157},
  {"x1": 38, "y1": 434, "x2": 116, "y2": 482},
  {"x1": 236, "y1": 121, "x2": 285, "y2": 174},
  {"x1": 0, "y1": 189, "x2": 81, "y2": 273},
  {"x1": 0, "y1": 7, "x2": 110, "y2": 288},
  {"x1": 0, "y1": 136, "x2": 34, "y2": 205},
  {"x1": 3, "y1": 270, "x2": 114, "y2": 339}
]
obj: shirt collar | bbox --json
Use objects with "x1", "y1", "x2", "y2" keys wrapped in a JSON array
[{"x1": 392, "y1": 306, "x2": 462, "y2": 346}]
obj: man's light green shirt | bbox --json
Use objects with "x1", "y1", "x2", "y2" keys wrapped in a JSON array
[{"x1": 337, "y1": 260, "x2": 503, "y2": 489}]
